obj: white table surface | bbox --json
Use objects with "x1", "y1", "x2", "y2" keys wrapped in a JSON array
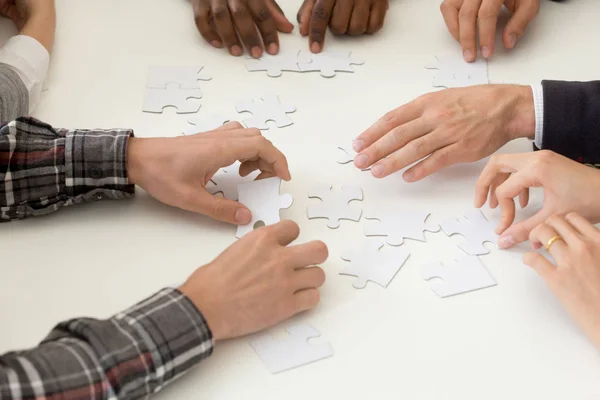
[{"x1": 2, "y1": 0, "x2": 600, "y2": 398}]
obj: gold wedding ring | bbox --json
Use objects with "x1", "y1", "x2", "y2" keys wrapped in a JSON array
[{"x1": 545, "y1": 235, "x2": 563, "y2": 251}]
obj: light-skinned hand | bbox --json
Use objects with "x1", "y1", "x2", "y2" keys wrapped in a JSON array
[
  {"x1": 127, "y1": 122, "x2": 291, "y2": 225},
  {"x1": 440, "y1": 0, "x2": 541, "y2": 62},
  {"x1": 179, "y1": 220, "x2": 328, "y2": 341},
  {"x1": 475, "y1": 151, "x2": 600, "y2": 249},
  {"x1": 524, "y1": 213, "x2": 600, "y2": 350},
  {"x1": 353, "y1": 85, "x2": 534, "y2": 182},
  {"x1": 296, "y1": 0, "x2": 388, "y2": 53},
  {"x1": 191, "y1": 0, "x2": 294, "y2": 58}
]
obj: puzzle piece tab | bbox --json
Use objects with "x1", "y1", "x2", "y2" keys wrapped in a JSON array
[
  {"x1": 298, "y1": 51, "x2": 364, "y2": 78},
  {"x1": 146, "y1": 66, "x2": 212, "y2": 89},
  {"x1": 440, "y1": 210, "x2": 498, "y2": 255},
  {"x1": 336, "y1": 146, "x2": 371, "y2": 171},
  {"x1": 207, "y1": 161, "x2": 259, "y2": 200},
  {"x1": 250, "y1": 324, "x2": 333, "y2": 374},
  {"x1": 307, "y1": 184, "x2": 363, "y2": 228},
  {"x1": 245, "y1": 51, "x2": 308, "y2": 77},
  {"x1": 142, "y1": 88, "x2": 202, "y2": 114},
  {"x1": 425, "y1": 53, "x2": 488, "y2": 88},
  {"x1": 236, "y1": 95, "x2": 296, "y2": 130},
  {"x1": 421, "y1": 254, "x2": 497, "y2": 298},
  {"x1": 237, "y1": 177, "x2": 293, "y2": 238},
  {"x1": 340, "y1": 240, "x2": 410, "y2": 289},
  {"x1": 364, "y1": 209, "x2": 440, "y2": 246},
  {"x1": 183, "y1": 115, "x2": 230, "y2": 134}
]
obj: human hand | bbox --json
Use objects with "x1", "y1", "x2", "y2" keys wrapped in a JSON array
[
  {"x1": 524, "y1": 213, "x2": 600, "y2": 350},
  {"x1": 127, "y1": 122, "x2": 291, "y2": 225},
  {"x1": 353, "y1": 84, "x2": 534, "y2": 181},
  {"x1": 440, "y1": 0, "x2": 541, "y2": 62},
  {"x1": 296, "y1": 0, "x2": 388, "y2": 53},
  {"x1": 475, "y1": 151, "x2": 600, "y2": 249},
  {"x1": 0, "y1": 0, "x2": 24, "y2": 28},
  {"x1": 191, "y1": 0, "x2": 294, "y2": 58},
  {"x1": 180, "y1": 220, "x2": 328, "y2": 341}
]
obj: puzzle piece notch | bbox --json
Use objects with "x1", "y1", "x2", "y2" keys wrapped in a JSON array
[
  {"x1": 244, "y1": 51, "x2": 311, "y2": 77},
  {"x1": 364, "y1": 210, "x2": 440, "y2": 246},
  {"x1": 307, "y1": 184, "x2": 363, "y2": 229},
  {"x1": 146, "y1": 66, "x2": 212, "y2": 89},
  {"x1": 440, "y1": 209, "x2": 499, "y2": 255},
  {"x1": 207, "y1": 161, "x2": 259, "y2": 200},
  {"x1": 183, "y1": 115, "x2": 230, "y2": 135},
  {"x1": 421, "y1": 254, "x2": 497, "y2": 298},
  {"x1": 298, "y1": 51, "x2": 364, "y2": 78},
  {"x1": 340, "y1": 240, "x2": 410, "y2": 289},
  {"x1": 235, "y1": 95, "x2": 296, "y2": 130},
  {"x1": 236, "y1": 177, "x2": 293, "y2": 238},
  {"x1": 142, "y1": 88, "x2": 203, "y2": 114},
  {"x1": 250, "y1": 324, "x2": 333, "y2": 374},
  {"x1": 336, "y1": 146, "x2": 371, "y2": 171},
  {"x1": 425, "y1": 54, "x2": 488, "y2": 88}
]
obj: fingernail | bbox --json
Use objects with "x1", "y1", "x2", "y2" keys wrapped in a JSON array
[
  {"x1": 235, "y1": 208, "x2": 251, "y2": 224},
  {"x1": 508, "y1": 34, "x2": 517, "y2": 49},
  {"x1": 403, "y1": 170, "x2": 415, "y2": 182},
  {"x1": 463, "y1": 49, "x2": 474, "y2": 62},
  {"x1": 352, "y1": 139, "x2": 364, "y2": 152},
  {"x1": 498, "y1": 234, "x2": 516, "y2": 249},
  {"x1": 354, "y1": 154, "x2": 369, "y2": 168},
  {"x1": 230, "y1": 45, "x2": 242, "y2": 56},
  {"x1": 371, "y1": 164, "x2": 385, "y2": 178},
  {"x1": 251, "y1": 46, "x2": 262, "y2": 58},
  {"x1": 267, "y1": 43, "x2": 278, "y2": 55},
  {"x1": 211, "y1": 40, "x2": 222, "y2": 48},
  {"x1": 311, "y1": 42, "x2": 321, "y2": 53},
  {"x1": 481, "y1": 46, "x2": 490, "y2": 59}
]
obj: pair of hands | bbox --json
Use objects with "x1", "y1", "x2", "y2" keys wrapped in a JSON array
[{"x1": 191, "y1": 0, "x2": 388, "y2": 57}]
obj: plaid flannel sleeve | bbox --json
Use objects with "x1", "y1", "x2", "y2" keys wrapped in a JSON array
[
  {"x1": 0, "y1": 117, "x2": 135, "y2": 222},
  {"x1": 0, "y1": 288, "x2": 214, "y2": 399}
]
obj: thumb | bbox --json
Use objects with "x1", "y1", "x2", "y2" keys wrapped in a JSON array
[
  {"x1": 268, "y1": 0, "x2": 294, "y2": 33},
  {"x1": 189, "y1": 190, "x2": 252, "y2": 225},
  {"x1": 296, "y1": 0, "x2": 314, "y2": 36},
  {"x1": 503, "y1": 2, "x2": 539, "y2": 49},
  {"x1": 498, "y1": 208, "x2": 550, "y2": 249}
]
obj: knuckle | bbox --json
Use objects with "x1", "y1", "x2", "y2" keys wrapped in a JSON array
[
  {"x1": 348, "y1": 22, "x2": 366, "y2": 36},
  {"x1": 213, "y1": 6, "x2": 229, "y2": 20},
  {"x1": 458, "y1": 6, "x2": 476, "y2": 20},
  {"x1": 312, "y1": 6, "x2": 329, "y2": 21},
  {"x1": 256, "y1": 8, "x2": 272, "y2": 22},
  {"x1": 210, "y1": 201, "x2": 228, "y2": 218},
  {"x1": 312, "y1": 240, "x2": 329, "y2": 261},
  {"x1": 546, "y1": 214, "x2": 561, "y2": 225},
  {"x1": 230, "y1": 6, "x2": 249, "y2": 19},
  {"x1": 478, "y1": 6, "x2": 497, "y2": 19},
  {"x1": 329, "y1": 22, "x2": 346, "y2": 35}
]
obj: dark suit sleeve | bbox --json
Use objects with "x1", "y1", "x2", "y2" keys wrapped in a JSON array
[{"x1": 540, "y1": 80, "x2": 600, "y2": 164}]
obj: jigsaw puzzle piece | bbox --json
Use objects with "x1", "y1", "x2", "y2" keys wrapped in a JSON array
[
  {"x1": 146, "y1": 66, "x2": 212, "y2": 89},
  {"x1": 245, "y1": 51, "x2": 307, "y2": 77},
  {"x1": 336, "y1": 146, "x2": 371, "y2": 171},
  {"x1": 440, "y1": 209, "x2": 499, "y2": 255},
  {"x1": 340, "y1": 240, "x2": 410, "y2": 289},
  {"x1": 207, "y1": 161, "x2": 259, "y2": 200},
  {"x1": 421, "y1": 254, "x2": 497, "y2": 298},
  {"x1": 307, "y1": 184, "x2": 363, "y2": 228},
  {"x1": 298, "y1": 51, "x2": 364, "y2": 77},
  {"x1": 142, "y1": 88, "x2": 202, "y2": 114},
  {"x1": 236, "y1": 177, "x2": 293, "y2": 238},
  {"x1": 364, "y1": 210, "x2": 440, "y2": 246},
  {"x1": 183, "y1": 115, "x2": 230, "y2": 134},
  {"x1": 250, "y1": 324, "x2": 333, "y2": 374},
  {"x1": 235, "y1": 95, "x2": 296, "y2": 130},
  {"x1": 425, "y1": 54, "x2": 488, "y2": 88}
]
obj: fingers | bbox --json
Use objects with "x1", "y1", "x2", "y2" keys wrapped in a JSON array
[
  {"x1": 494, "y1": 168, "x2": 539, "y2": 233},
  {"x1": 519, "y1": 188, "x2": 530, "y2": 209},
  {"x1": 477, "y1": 0, "x2": 502, "y2": 59},
  {"x1": 503, "y1": 1, "x2": 539, "y2": 50},
  {"x1": 286, "y1": 240, "x2": 329, "y2": 269},
  {"x1": 401, "y1": 143, "x2": 458, "y2": 182},
  {"x1": 266, "y1": 219, "x2": 300, "y2": 246},
  {"x1": 367, "y1": 0, "x2": 387, "y2": 34},
  {"x1": 247, "y1": 0, "x2": 279, "y2": 55},
  {"x1": 565, "y1": 212, "x2": 600, "y2": 238},
  {"x1": 528, "y1": 219, "x2": 569, "y2": 264},
  {"x1": 474, "y1": 153, "x2": 530, "y2": 208},
  {"x1": 297, "y1": 0, "x2": 315, "y2": 36},
  {"x1": 193, "y1": 0, "x2": 223, "y2": 48},
  {"x1": 523, "y1": 251, "x2": 556, "y2": 281},
  {"x1": 215, "y1": 121, "x2": 244, "y2": 131},
  {"x1": 440, "y1": 0, "x2": 460, "y2": 41},
  {"x1": 329, "y1": 0, "x2": 352, "y2": 35},
  {"x1": 348, "y1": 0, "x2": 369, "y2": 36},
  {"x1": 293, "y1": 288, "x2": 321, "y2": 312},
  {"x1": 458, "y1": 0, "x2": 483, "y2": 62},
  {"x1": 190, "y1": 190, "x2": 252, "y2": 224},
  {"x1": 211, "y1": 0, "x2": 243, "y2": 56},
  {"x1": 488, "y1": 173, "x2": 510, "y2": 209},
  {"x1": 309, "y1": 0, "x2": 335, "y2": 53},
  {"x1": 293, "y1": 267, "x2": 326, "y2": 292},
  {"x1": 228, "y1": 0, "x2": 263, "y2": 58},
  {"x1": 267, "y1": 0, "x2": 294, "y2": 33},
  {"x1": 227, "y1": 134, "x2": 291, "y2": 181},
  {"x1": 499, "y1": 208, "x2": 549, "y2": 249}
]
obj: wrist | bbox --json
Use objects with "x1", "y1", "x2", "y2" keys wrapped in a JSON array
[
  {"x1": 179, "y1": 276, "x2": 226, "y2": 343},
  {"x1": 126, "y1": 137, "x2": 144, "y2": 186},
  {"x1": 506, "y1": 85, "x2": 536, "y2": 141}
]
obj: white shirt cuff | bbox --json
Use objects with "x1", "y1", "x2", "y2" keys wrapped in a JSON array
[
  {"x1": 530, "y1": 83, "x2": 544, "y2": 148},
  {"x1": 0, "y1": 35, "x2": 49, "y2": 114}
]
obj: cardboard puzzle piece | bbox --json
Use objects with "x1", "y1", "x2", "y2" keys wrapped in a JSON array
[
  {"x1": 183, "y1": 115, "x2": 230, "y2": 135},
  {"x1": 336, "y1": 146, "x2": 371, "y2": 171},
  {"x1": 440, "y1": 209, "x2": 499, "y2": 255},
  {"x1": 235, "y1": 95, "x2": 296, "y2": 130},
  {"x1": 307, "y1": 184, "x2": 363, "y2": 228},
  {"x1": 245, "y1": 51, "x2": 310, "y2": 77},
  {"x1": 425, "y1": 53, "x2": 488, "y2": 88},
  {"x1": 340, "y1": 240, "x2": 410, "y2": 289},
  {"x1": 364, "y1": 209, "x2": 440, "y2": 246},
  {"x1": 298, "y1": 51, "x2": 364, "y2": 78},
  {"x1": 142, "y1": 88, "x2": 202, "y2": 114},
  {"x1": 236, "y1": 177, "x2": 293, "y2": 238},
  {"x1": 250, "y1": 324, "x2": 333, "y2": 374},
  {"x1": 207, "y1": 161, "x2": 259, "y2": 200},
  {"x1": 146, "y1": 66, "x2": 212, "y2": 89},
  {"x1": 421, "y1": 254, "x2": 497, "y2": 298}
]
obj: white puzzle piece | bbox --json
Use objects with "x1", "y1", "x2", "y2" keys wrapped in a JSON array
[
  {"x1": 236, "y1": 177, "x2": 293, "y2": 238},
  {"x1": 183, "y1": 115, "x2": 230, "y2": 134},
  {"x1": 250, "y1": 324, "x2": 333, "y2": 374},
  {"x1": 146, "y1": 66, "x2": 212, "y2": 89},
  {"x1": 336, "y1": 146, "x2": 371, "y2": 171},
  {"x1": 298, "y1": 51, "x2": 364, "y2": 78},
  {"x1": 440, "y1": 209, "x2": 499, "y2": 255},
  {"x1": 425, "y1": 53, "x2": 488, "y2": 88},
  {"x1": 245, "y1": 51, "x2": 309, "y2": 77},
  {"x1": 235, "y1": 95, "x2": 296, "y2": 130},
  {"x1": 340, "y1": 240, "x2": 410, "y2": 289},
  {"x1": 307, "y1": 184, "x2": 363, "y2": 228},
  {"x1": 207, "y1": 161, "x2": 259, "y2": 200},
  {"x1": 421, "y1": 254, "x2": 497, "y2": 298},
  {"x1": 142, "y1": 88, "x2": 202, "y2": 114},
  {"x1": 364, "y1": 209, "x2": 440, "y2": 246}
]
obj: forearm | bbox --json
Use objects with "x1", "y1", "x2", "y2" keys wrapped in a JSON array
[
  {"x1": 0, "y1": 288, "x2": 213, "y2": 399},
  {"x1": 19, "y1": 0, "x2": 56, "y2": 53},
  {"x1": 0, "y1": 117, "x2": 135, "y2": 222}
]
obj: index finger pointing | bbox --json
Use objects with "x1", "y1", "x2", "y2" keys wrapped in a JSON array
[{"x1": 309, "y1": 0, "x2": 335, "y2": 53}]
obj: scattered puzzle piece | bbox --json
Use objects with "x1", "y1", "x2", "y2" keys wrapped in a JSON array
[
  {"x1": 425, "y1": 53, "x2": 488, "y2": 88},
  {"x1": 207, "y1": 161, "x2": 259, "y2": 200},
  {"x1": 250, "y1": 324, "x2": 333, "y2": 374},
  {"x1": 421, "y1": 254, "x2": 497, "y2": 298},
  {"x1": 440, "y1": 210, "x2": 499, "y2": 255},
  {"x1": 307, "y1": 184, "x2": 363, "y2": 228},
  {"x1": 340, "y1": 240, "x2": 410, "y2": 289},
  {"x1": 298, "y1": 51, "x2": 364, "y2": 78},
  {"x1": 142, "y1": 88, "x2": 202, "y2": 114},
  {"x1": 183, "y1": 115, "x2": 230, "y2": 134},
  {"x1": 236, "y1": 95, "x2": 296, "y2": 130},
  {"x1": 336, "y1": 146, "x2": 370, "y2": 171},
  {"x1": 245, "y1": 51, "x2": 309, "y2": 77},
  {"x1": 364, "y1": 209, "x2": 440, "y2": 246},
  {"x1": 146, "y1": 66, "x2": 212, "y2": 89},
  {"x1": 237, "y1": 177, "x2": 293, "y2": 238}
]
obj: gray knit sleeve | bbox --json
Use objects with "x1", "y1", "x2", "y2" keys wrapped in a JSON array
[{"x1": 0, "y1": 63, "x2": 29, "y2": 122}]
